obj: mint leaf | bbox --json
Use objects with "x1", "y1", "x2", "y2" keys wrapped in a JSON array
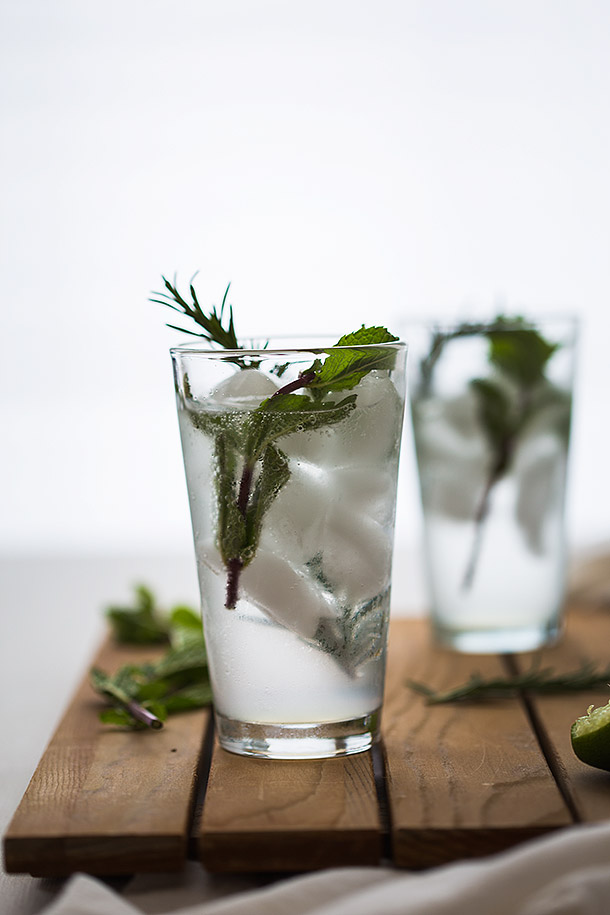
[
  {"x1": 214, "y1": 430, "x2": 247, "y2": 566},
  {"x1": 164, "y1": 682, "x2": 214, "y2": 712},
  {"x1": 469, "y1": 378, "x2": 515, "y2": 458},
  {"x1": 309, "y1": 326, "x2": 399, "y2": 395},
  {"x1": 169, "y1": 606, "x2": 204, "y2": 648},
  {"x1": 91, "y1": 667, "x2": 165, "y2": 729},
  {"x1": 486, "y1": 324, "x2": 558, "y2": 386},
  {"x1": 243, "y1": 442, "x2": 290, "y2": 564},
  {"x1": 99, "y1": 708, "x2": 137, "y2": 727},
  {"x1": 91, "y1": 606, "x2": 212, "y2": 730},
  {"x1": 106, "y1": 585, "x2": 169, "y2": 644},
  {"x1": 248, "y1": 393, "x2": 356, "y2": 458}
]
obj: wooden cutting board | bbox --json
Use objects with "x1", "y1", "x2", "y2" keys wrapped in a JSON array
[{"x1": 4, "y1": 604, "x2": 610, "y2": 876}]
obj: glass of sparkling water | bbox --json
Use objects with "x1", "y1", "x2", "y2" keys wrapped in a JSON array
[
  {"x1": 406, "y1": 316, "x2": 577, "y2": 654},
  {"x1": 171, "y1": 336, "x2": 407, "y2": 758}
]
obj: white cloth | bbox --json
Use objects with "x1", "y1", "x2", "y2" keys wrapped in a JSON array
[{"x1": 40, "y1": 821, "x2": 610, "y2": 915}]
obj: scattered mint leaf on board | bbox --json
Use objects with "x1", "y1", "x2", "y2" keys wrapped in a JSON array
[
  {"x1": 92, "y1": 586, "x2": 212, "y2": 730},
  {"x1": 106, "y1": 584, "x2": 169, "y2": 644}
]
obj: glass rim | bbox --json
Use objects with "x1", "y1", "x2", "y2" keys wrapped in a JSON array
[
  {"x1": 170, "y1": 336, "x2": 407, "y2": 357},
  {"x1": 396, "y1": 313, "x2": 579, "y2": 333}
]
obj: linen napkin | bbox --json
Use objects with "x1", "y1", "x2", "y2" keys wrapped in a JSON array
[{"x1": 40, "y1": 820, "x2": 610, "y2": 915}]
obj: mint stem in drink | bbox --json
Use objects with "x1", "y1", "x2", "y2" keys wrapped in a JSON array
[{"x1": 225, "y1": 368, "x2": 320, "y2": 608}]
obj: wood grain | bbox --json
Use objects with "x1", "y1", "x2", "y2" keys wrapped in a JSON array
[
  {"x1": 381, "y1": 618, "x2": 571, "y2": 868},
  {"x1": 6, "y1": 609, "x2": 609, "y2": 878},
  {"x1": 3, "y1": 637, "x2": 209, "y2": 876},
  {"x1": 199, "y1": 740, "x2": 381, "y2": 871},
  {"x1": 513, "y1": 603, "x2": 610, "y2": 824}
]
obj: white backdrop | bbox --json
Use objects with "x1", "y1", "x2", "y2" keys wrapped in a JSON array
[{"x1": 1, "y1": 0, "x2": 609, "y2": 559}]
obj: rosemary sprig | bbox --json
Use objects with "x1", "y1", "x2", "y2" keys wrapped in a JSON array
[
  {"x1": 150, "y1": 274, "x2": 239, "y2": 348},
  {"x1": 407, "y1": 661, "x2": 610, "y2": 704}
]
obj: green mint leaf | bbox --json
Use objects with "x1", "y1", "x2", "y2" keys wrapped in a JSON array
[
  {"x1": 92, "y1": 593, "x2": 212, "y2": 731},
  {"x1": 243, "y1": 442, "x2": 290, "y2": 565},
  {"x1": 214, "y1": 430, "x2": 248, "y2": 565},
  {"x1": 313, "y1": 591, "x2": 389, "y2": 675},
  {"x1": 309, "y1": 326, "x2": 399, "y2": 394},
  {"x1": 335, "y1": 326, "x2": 399, "y2": 346},
  {"x1": 106, "y1": 585, "x2": 169, "y2": 644},
  {"x1": 169, "y1": 606, "x2": 204, "y2": 649},
  {"x1": 486, "y1": 323, "x2": 559, "y2": 386},
  {"x1": 153, "y1": 642, "x2": 208, "y2": 679},
  {"x1": 469, "y1": 378, "x2": 515, "y2": 455},
  {"x1": 99, "y1": 708, "x2": 136, "y2": 727},
  {"x1": 137, "y1": 680, "x2": 171, "y2": 701},
  {"x1": 91, "y1": 667, "x2": 133, "y2": 705},
  {"x1": 164, "y1": 682, "x2": 214, "y2": 712},
  {"x1": 247, "y1": 394, "x2": 356, "y2": 458}
]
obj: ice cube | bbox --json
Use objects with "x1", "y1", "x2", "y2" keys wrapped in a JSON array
[
  {"x1": 412, "y1": 391, "x2": 489, "y2": 520},
  {"x1": 336, "y1": 371, "x2": 403, "y2": 463},
  {"x1": 318, "y1": 504, "x2": 392, "y2": 604},
  {"x1": 514, "y1": 431, "x2": 565, "y2": 553},
  {"x1": 241, "y1": 550, "x2": 336, "y2": 640},
  {"x1": 259, "y1": 460, "x2": 330, "y2": 566},
  {"x1": 280, "y1": 422, "x2": 342, "y2": 467},
  {"x1": 210, "y1": 368, "x2": 279, "y2": 408},
  {"x1": 198, "y1": 541, "x2": 335, "y2": 640},
  {"x1": 329, "y1": 465, "x2": 395, "y2": 525}
]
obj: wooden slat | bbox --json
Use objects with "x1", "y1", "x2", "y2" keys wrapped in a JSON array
[
  {"x1": 199, "y1": 740, "x2": 381, "y2": 871},
  {"x1": 513, "y1": 603, "x2": 610, "y2": 824},
  {"x1": 381, "y1": 618, "x2": 572, "y2": 868},
  {"x1": 3, "y1": 637, "x2": 209, "y2": 877},
  {"x1": 6, "y1": 608, "x2": 609, "y2": 879}
]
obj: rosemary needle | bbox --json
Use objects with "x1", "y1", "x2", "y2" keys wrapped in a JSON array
[{"x1": 407, "y1": 661, "x2": 610, "y2": 704}]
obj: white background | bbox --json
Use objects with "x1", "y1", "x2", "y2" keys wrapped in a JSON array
[{"x1": 1, "y1": 1, "x2": 609, "y2": 581}]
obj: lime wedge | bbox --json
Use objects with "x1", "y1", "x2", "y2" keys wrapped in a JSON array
[{"x1": 571, "y1": 699, "x2": 610, "y2": 771}]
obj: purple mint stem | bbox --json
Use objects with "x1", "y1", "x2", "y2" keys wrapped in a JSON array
[
  {"x1": 126, "y1": 700, "x2": 163, "y2": 730},
  {"x1": 268, "y1": 369, "x2": 316, "y2": 400},
  {"x1": 223, "y1": 368, "x2": 317, "y2": 610}
]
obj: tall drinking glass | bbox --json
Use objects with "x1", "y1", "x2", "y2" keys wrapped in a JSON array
[
  {"x1": 171, "y1": 337, "x2": 407, "y2": 758},
  {"x1": 406, "y1": 317, "x2": 577, "y2": 653}
]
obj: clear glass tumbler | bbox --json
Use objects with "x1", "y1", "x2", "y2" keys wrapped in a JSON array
[
  {"x1": 406, "y1": 317, "x2": 577, "y2": 653},
  {"x1": 171, "y1": 337, "x2": 407, "y2": 758}
]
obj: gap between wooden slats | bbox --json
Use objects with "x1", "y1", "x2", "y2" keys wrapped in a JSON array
[
  {"x1": 510, "y1": 603, "x2": 610, "y2": 825},
  {"x1": 3, "y1": 637, "x2": 209, "y2": 877},
  {"x1": 382, "y1": 618, "x2": 572, "y2": 869}
]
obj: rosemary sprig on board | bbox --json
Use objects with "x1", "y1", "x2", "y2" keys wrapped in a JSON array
[{"x1": 407, "y1": 661, "x2": 610, "y2": 704}]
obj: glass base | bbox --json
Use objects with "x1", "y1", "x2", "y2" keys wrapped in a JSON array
[
  {"x1": 433, "y1": 621, "x2": 561, "y2": 654},
  {"x1": 215, "y1": 709, "x2": 380, "y2": 759}
]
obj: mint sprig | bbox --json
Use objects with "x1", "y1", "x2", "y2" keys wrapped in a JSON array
[
  {"x1": 91, "y1": 587, "x2": 212, "y2": 729},
  {"x1": 417, "y1": 316, "x2": 566, "y2": 590},
  {"x1": 307, "y1": 326, "x2": 399, "y2": 397},
  {"x1": 157, "y1": 275, "x2": 402, "y2": 663},
  {"x1": 173, "y1": 309, "x2": 400, "y2": 610}
]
